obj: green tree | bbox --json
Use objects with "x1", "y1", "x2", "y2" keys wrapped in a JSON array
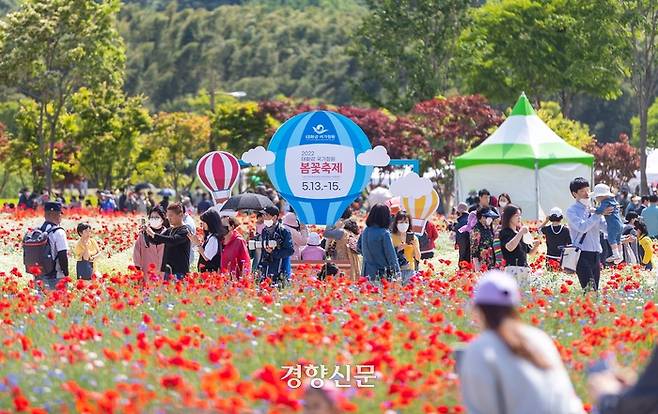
[
  {"x1": 143, "y1": 112, "x2": 210, "y2": 193},
  {"x1": 119, "y1": 4, "x2": 364, "y2": 109},
  {"x1": 622, "y1": 0, "x2": 658, "y2": 193},
  {"x1": 631, "y1": 98, "x2": 658, "y2": 150},
  {"x1": 351, "y1": 0, "x2": 470, "y2": 111},
  {"x1": 0, "y1": 0, "x2": 125, "y2": 192},
  {"x1": 211, "y1": 101, "x2": 274, "y2": 155},
  {"x1": 7, "y1": 99, "x2": 77, "y2": 192},
  {"x1": 73, "y1": 85, "x2": 152, "y2": 190},
  {"x1": 458, "y1": 0, "x2": 629, "y2": 117},
  {"x1": 536, "y1": 101, "x2": 593, "y2": 149}
]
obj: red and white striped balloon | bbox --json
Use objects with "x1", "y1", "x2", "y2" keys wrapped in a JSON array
[{"x1": 196, "y1": 151, "x2": 240, "y2": 206}]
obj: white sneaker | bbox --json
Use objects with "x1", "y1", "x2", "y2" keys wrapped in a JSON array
[{"x1": 606, "y1": 251, "x2": 623, "y2": 264}]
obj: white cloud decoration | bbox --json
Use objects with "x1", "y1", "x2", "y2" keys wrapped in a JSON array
[
  {"x1": 356, "y1": 145, "x2": 391, "y2": 167},
  {"x1": 242, "y1": 146, "x2": 276, "y2": 167},
  {"x1": 390, "y1": 172, "x2": 434, "y2": 198}
]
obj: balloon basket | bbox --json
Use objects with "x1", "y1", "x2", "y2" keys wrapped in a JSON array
[{"x1": 411, "y1": 219, "x2": 427, "y2": 235}]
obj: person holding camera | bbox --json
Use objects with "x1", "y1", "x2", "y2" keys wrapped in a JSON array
[
  {"x1": 390, "y1": 211, "x2": 421, "y2": 283},
  {"x1": 257, "y1": 206, "x2": 294, "y2": 286}
]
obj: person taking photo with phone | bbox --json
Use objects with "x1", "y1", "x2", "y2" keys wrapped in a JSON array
[
  {"x1": 143, "y1": 203, "x2": 191, "y2": 281},
  {"x1": 390, "y1": 211, "x2": 421, "y2": 284}
]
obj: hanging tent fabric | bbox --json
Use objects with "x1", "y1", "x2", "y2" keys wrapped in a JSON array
[{"x1": 454, "y1": 93, "x2": 594, "y2": 220}]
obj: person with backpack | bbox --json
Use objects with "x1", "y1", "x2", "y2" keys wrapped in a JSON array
[
  {"x1": 24, "y1": 202, "x2": 69, "y2": 290},
  {"x1": 418, "y1": 218, "x2": 438, "y2": 260}
]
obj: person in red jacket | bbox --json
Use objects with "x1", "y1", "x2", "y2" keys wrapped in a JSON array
[
  {"x1": 419, "y1": 219, "x2": 439, "y2": 260},
  {"x1": 221, "y1": 216, "x2": 251, "y2": 278}
]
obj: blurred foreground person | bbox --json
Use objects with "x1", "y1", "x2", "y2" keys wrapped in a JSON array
[{"x1": 459, "y1": 270, "x2": 584, "y2": 414}]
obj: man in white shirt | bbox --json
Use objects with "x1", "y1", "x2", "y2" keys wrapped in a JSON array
[{"x1": 41, "y1": 202, "x2": 69, "y2": 289}]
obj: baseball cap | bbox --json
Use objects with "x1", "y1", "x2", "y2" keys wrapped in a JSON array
[
  {"x1": 474, "y1": 270, "x2": 520, "y2": 307},
  {"x1": 44, "y1": 202, "x2": 63, "y2": 213},
  {"x1": 262, "y1": 206, "x2": 279, "y2": 217},
  {"x1": 482, "y1": 208, "x2": 499, "y2": 218},
  {"x1": 456, "y1": 202, "x2": 468, "y2": 213}
]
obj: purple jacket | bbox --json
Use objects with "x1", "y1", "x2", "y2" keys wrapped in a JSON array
[{"x1": 301, "y1": 245, "x2": 325, "y2": 261}]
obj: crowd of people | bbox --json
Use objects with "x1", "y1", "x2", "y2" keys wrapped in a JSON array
[
  {"x1": 450, "y1": 179, "x2": 657, "y2": 291},
  {"x1": 14, "y1": 175, "x2": 658, "y2": 414}
]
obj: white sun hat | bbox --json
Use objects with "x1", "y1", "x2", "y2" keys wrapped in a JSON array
[{"x1": 591, "y1": 183, "x2": 614, "y2": 198}]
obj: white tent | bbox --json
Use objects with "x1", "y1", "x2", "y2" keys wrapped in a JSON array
[{"x1": 454, "y1": 93, "x2": 594, "y2": 219}]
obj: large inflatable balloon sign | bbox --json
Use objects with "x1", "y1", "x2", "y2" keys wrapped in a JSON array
[
  {"x1": 196, "y1": 151, "x2": 240, "y2": 208},
  {"x1": 391, "y1": 173, "x2": 439, "y2": 234},
  {"x1": 242, "y1": 111, "x2": 390, "y2": 225}
]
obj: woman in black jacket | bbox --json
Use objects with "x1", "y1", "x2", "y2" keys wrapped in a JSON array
[{"x1": 188, "y1": 209, "x2": 227, "y2": 273}]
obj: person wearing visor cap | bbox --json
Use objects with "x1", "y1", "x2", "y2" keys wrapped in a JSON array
[
  {"x1": 40, "y1": 202, "x2": 70, "y2": 289},
  {"x1": 469, "y1": 207, "x2": 499, "y2": 271},
  {"x1": 458, "y1": 270, "x2": 584, "y2": 414},
  {"x1": 540, "y1": 207, "x2": 572, "y2": 268},
  {"x1": 256, "y1": 206, "x2": 294, "y2": 287}
]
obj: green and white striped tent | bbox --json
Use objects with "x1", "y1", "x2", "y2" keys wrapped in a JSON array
[{"x1": 454, "y1": 93, "x2": 594, "y2": 219}]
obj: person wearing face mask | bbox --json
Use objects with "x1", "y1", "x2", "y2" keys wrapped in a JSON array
[
  {"x1": 470, "y1": 207, "x2": 500, "y2": 271},
  {"x1": 144, "y1": 203, "x2": 191, "y2": 281},
  {"x1": 187, "y1": 209, "x2": 227, "y2": 273},
  {"x1": 390, "y1": 211, "x2": 421, "y2": 283},
  {"x1": 220, "y1": 216, "x2": 251, "y2": 278},
  {"x1": 625, "y1": 195, "x2": 641, "y2": 217},
  {"x1": 497, "y1": 193, "x2": 512, "y2": 210},
  {"x1": 565, "y1": 177, "x2": 613, "y2": 291},
  {"x1": 257, "y1": 206, "x2": 294, "y2": 287},
  {"x1": 132, "y1": 206, "x2": 168, "y2": 282}
]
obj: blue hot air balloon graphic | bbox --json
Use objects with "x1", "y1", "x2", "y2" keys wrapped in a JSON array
[{"x1": 263, "y1": 110, "x2": 387, "y2": 225}]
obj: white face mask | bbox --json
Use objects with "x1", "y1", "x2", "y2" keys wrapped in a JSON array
[
  {"x1": 499, "y1": 201, "x2": 508, "y2": 208},
  {"x1": 579, "y1": 198, "x2": 591, "y2": 207},
  {"x1": 149, "y1": 218, "x2": 163, "y2": 229},
  {"x1": 264, "y1": 219, "x2": 274, "y2": 228},
  {"x1": 485, "y1": 217, "x2": 493, "y2": 226},
  {"x1": 397, "y1": 223, "x2": 409, "y2": 233}
]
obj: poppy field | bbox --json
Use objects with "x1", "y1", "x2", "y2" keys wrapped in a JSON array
[{"x1": 0, "y1": 210, "x2": 656, "y2": 413}]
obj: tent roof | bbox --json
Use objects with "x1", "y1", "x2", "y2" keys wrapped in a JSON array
[{"x1": 455, "y1": 93, "x2": 594, "y2": 169}]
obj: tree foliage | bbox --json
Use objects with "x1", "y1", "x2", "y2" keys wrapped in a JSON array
[
  {"x1": 119, "y1": 4, "x2": 364, "y2": 109},
  {"x1": 350, "y1": 0, "x2": 470, "y2": 112},
  {"x1": 458, "y1": 0, "x2": 629, "y2": 116},
  {"x1": 410, "y1": 95, "x2": 503, "y2": 208},
  {"x1": 0, "y1": 0, "x2": 125, "y2": 191},
  {"x1": 72, "y1": 85, "x2": 152, "y2": 190},
  {"x1": 211, "y1": 101, "x2": 276, "y2": 156},
  {"x1": 631, "y1": 97, "x2": 658, "y2": 149},
  {"x1": 536, "y1": 101, "x2": 593, "y2": 149},
  {"x1": 587, "y1": 134, "x2": 640, "y2": 190},
  {"x1": 141, "y1": 112, "x2": 211, "y2": 194}
]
